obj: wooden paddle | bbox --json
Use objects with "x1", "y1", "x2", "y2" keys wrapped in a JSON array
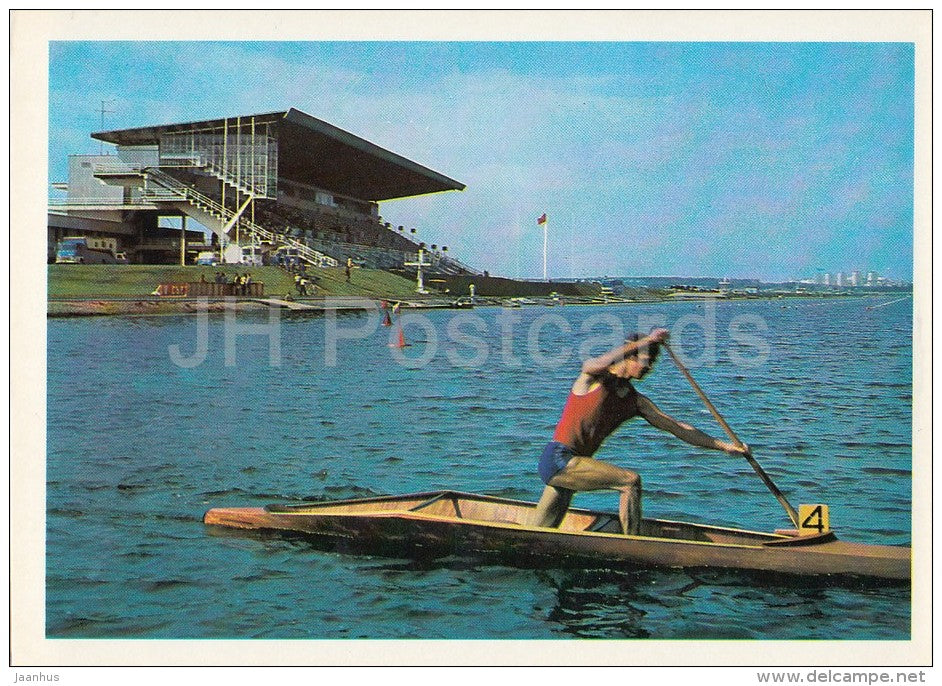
[{"x1": 662, "y1": 342, "x2": 800, "y2": 527}]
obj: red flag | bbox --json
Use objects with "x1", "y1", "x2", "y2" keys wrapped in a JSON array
[{"x1": 537, "y1": 213, "x2": 547, "y2": 225}]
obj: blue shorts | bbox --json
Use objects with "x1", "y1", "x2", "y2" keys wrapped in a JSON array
[{"x1": 538, "y1": 441, "x2": 575, "y2": 485}]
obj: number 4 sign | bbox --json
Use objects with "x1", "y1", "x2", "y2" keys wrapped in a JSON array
[{"x1": 799, "y1": 504, "x2": 830, "y2": 535}]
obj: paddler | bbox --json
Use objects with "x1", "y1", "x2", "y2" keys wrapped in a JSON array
[{"x1": 531, "y1": 328, "x2": 750, "y2": 535}]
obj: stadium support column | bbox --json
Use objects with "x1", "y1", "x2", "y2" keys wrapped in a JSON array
[
  {"x1": 250, "y1": 116, "x2": 257, "y2": 229},
  {"x1": 221, "y1": 118, "x2": 227, "y2": 263},
  {"x1": 235, "y1": 115, "x2": 241, "y2": 247},
  {"x1": 250, "y1": 117, "x2": 256, "y2": 227},
  {"x1": 180, "y1": 216, "x2": 187, "y2": 266}
]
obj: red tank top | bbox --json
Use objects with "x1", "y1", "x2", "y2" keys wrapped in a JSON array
[{"x1": 552, "y1": 378, "x2": 639, "y2": 456}]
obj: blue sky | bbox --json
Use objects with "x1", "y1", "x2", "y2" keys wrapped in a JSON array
[{"x1": 48, "y1": 41, "x2": 914, "y2": 281}]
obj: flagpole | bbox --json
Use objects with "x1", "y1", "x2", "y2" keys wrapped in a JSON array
[{"x1": 542, "y1": 217, "x2": 548, "y2": 281}]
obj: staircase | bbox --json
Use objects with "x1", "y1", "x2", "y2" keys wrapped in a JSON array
[
  {"x1": 202, "y1": 160, "x2": 264, "y2": 200},
  {"x1": 93, "y1": 163, "x2": 472, "y2": 273},
  {"x1": 140, "y1": 167, "x2": 337, "y2": 267}
]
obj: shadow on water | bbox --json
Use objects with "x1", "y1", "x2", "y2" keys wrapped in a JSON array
[
  {"x1": 204, "y1": 524, "x2": 910, "y2": 639},
  {"x1": 204, "y1": 524, "x2": 909, "y2": 590},
  {"x1": 536, "y1": 567, "x2": 654, "y2": 638},
  {"x1": 532, "y1": 567, "x2": 909, "y2": 640}
]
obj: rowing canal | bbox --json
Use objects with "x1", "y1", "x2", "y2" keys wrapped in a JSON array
[{"x1": 46, "y1": 296, "x2": 913, "y2": 640}]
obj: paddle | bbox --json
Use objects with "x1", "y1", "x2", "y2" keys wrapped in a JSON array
[{"x1": 662, "y1": 342, "x2": 800, "y2": 528}]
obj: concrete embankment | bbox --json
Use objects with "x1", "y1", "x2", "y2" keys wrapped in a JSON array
[
  {"x1": 48, "y1": 298, "x2": 271, "y2": 317},
  {"x1": 47, "y1": 297, "x2": 387, "y2": 318},
  {"x1": 46, "y1": 294, "x2": 666, "y2": 318},
  {"x1": 47, "y1": 295, "x2": 490, "y2": 318}
]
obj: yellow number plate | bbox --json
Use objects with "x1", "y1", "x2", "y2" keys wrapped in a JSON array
[{"x1": 798, "y1": 504, "x2": 830, "y2": 535}]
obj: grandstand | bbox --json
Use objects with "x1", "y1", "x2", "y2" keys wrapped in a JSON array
[{"x1": 49, "y1": 108, "x2": 477, "y2": 276}]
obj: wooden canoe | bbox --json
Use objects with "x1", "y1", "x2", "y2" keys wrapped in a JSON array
[{"x1": 203, "y1": 490, "x2": 910, "y2": 581}]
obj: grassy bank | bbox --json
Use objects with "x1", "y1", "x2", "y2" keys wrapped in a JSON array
[{"x1": 48, "y1": 264, "x2": 425, "y2": 299}]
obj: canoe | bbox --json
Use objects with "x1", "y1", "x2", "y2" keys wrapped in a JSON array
[{"x1": 203, "y1": 490, "x2": 910, "y2": 581}]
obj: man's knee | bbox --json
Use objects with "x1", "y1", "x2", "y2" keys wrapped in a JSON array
[{"x1": 533, "y1": 486, "x2": 572, "y2": 527}]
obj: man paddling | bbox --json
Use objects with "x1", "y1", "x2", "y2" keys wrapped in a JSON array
[{"x1": 532, "y1": 328, "x2": 749, "y2": 536}]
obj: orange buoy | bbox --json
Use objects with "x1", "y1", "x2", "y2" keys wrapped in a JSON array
[{"x1": 388, "y1": 325, "x2": 409, "y2": 348}]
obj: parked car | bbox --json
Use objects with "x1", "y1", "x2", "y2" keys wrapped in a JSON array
[
  {"x1": 196, "y1": 251, "x2": 219, "y2": 266},
  {"x1": 55, "y1": 236, "x2": 125, "y2": 264}
]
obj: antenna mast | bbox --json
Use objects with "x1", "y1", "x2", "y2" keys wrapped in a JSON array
[{"x1": 98, "y1": 99, "x2": 115, "y2": 155}]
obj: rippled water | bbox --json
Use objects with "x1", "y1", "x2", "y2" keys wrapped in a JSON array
[{"x1": 46, "y1": 297, "x2": 912, "y2": 639}]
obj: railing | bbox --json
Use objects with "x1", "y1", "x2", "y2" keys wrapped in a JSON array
[
  {"x1": 85, "y1": 163, "x2": 472, "y2": 273},
  {"x1": 142, "y1": 188, "x2": 182, "y2": 199},
  {"x1": 159, "y1": 153, "x2": 205, "y2": 167},
  {"x1": 437, "y1": 254, "x2": 482, "y2": 276},
  {"x1": 294, "y1": 235, "x2": 476, "y2": 274},
  {"x1": 302, "y1": 236, "x2": 413, "y2": 260},
  {"x1": 154, "y1": 282, "x2": 265, "y2": 298},
  {"x1": 251, "y1": 225, "x2": 339, "y2": 268},
  {"x1": 142, "y1": 167, "x2": 337, "y2": 268},
  {"x1": 203, "y1": 160, "x2": 265, "y2": 199},
  {"x1": 143, "y1": 168, "x2": 231, "y2": 220},
  {"x1": 375, "y1": 227, "x2": 480, "y2": 274},
  {"x1": 49, "y1": 196, "x2": 157, "y2": 208},
  {"x1": 93, "y1": 163, "x2": 144, "y2": 175}
]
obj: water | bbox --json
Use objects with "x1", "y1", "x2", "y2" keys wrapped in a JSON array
[{"x1": 46, "y1": 297, "x2": 912, "y2": 639}]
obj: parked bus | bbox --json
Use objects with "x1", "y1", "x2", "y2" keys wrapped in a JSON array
[{"x1": 55, "y1": 236, "x2": 128, "y2": 264}]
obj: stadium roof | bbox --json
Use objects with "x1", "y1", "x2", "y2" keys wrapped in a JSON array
[{"x1": 91, "y1": 108, "x2": 465, "y2": 202}]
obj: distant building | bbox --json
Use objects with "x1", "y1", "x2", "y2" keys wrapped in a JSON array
[
  {"x1": 49, "y1": 107, "x2": 469, "y2": 271},
  {"x1": 835, "y1": 272, "x2": 844, "y2": 287},
  {"x1": 867, "y1": 271, "x2": 876, "y2": 287},
  {"x1": 823, "y1": 273, "x2": 831, "y2": 286},
  {"x1": 850, "y1": 270, "x2": 860, "y2": 287}
]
